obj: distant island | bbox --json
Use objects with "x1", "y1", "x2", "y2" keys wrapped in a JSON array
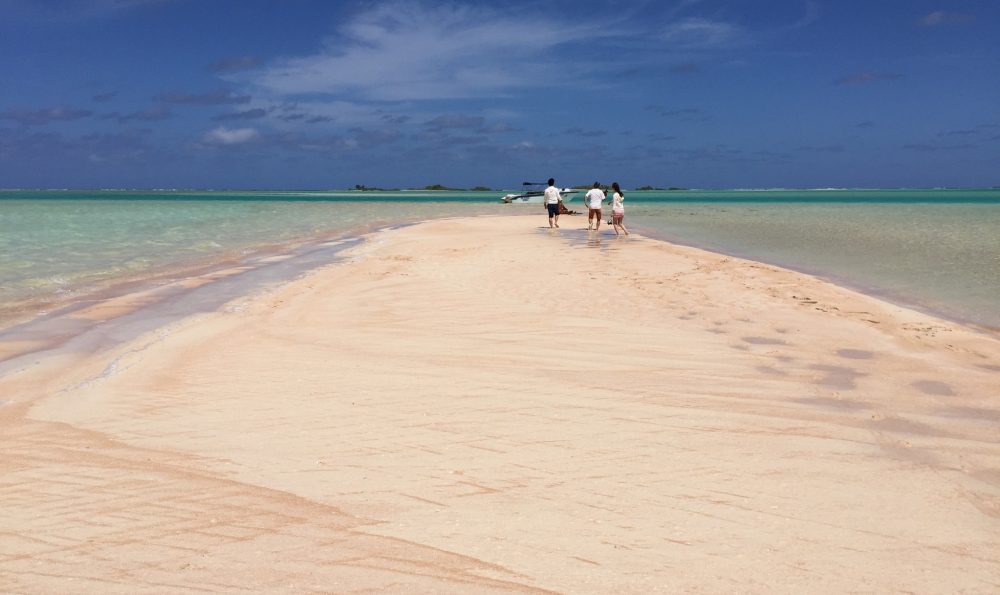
[
  {"x1": 351, "y1": 184, "x2": 399, "y2": 191},
  {"x1": 422, "y1": 184, "x2": 493, "y2": 191},
  {"x1": 353, "y1": 184, "x2": 494, "y2": 192},
  {"x1": 570, "y1": 184, "x2": 689, "y2": 192}
]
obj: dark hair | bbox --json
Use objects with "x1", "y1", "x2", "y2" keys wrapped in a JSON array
[
  {"x1": 547, "y1": 178, "x2": 555, "y2": 186},
  {"x1": 593, "y1": 181, "x2": 601, "y2": 188},
  {"x1": 612, "y1": 182, "x2": 623, "y2": 197}
]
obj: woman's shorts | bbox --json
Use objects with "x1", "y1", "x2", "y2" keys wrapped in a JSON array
[
  {"x1": 612, "y1": 210, "x2": 624, "y2": 221},
  {"x1": 547, "y1": 203, "x2": 560, "y2": 217}
]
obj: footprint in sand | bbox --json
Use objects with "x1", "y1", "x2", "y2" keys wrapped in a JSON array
[
  {"x1": 836, "y1": 349, "x2": 875, "y2": 360},
  {"x1": 756, "y1": 365, "x2": 787, "y2": 376},
  {"x1": 911, "y1": 380, "x2": 956, "y2": 396},
  {"x1": 708, "y1": 321, "x2": 728, "y2": 334},
  {"x1": 810, "y1": 364, "x2": 865, "y2": 390},
  {"x1": 742, "y1": 336, "x2": 786, "y2": 346}
]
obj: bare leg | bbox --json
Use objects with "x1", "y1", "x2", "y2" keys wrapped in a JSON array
[{"x1": 554, "y1": 213, "x2": 560, "y2": 228}]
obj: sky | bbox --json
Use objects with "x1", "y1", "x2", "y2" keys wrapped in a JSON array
[{"x1": 0, "y1": 0, "x2": 998, "y2": 190}]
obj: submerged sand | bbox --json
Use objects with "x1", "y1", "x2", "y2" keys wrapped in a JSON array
[{"x1": 2, "y1": 215, "x2": 998, "y2": 593}]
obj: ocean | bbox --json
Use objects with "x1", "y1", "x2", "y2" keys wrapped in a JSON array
[{"x1": 1, "y1": 188, "x2": 998, "y2": 332}]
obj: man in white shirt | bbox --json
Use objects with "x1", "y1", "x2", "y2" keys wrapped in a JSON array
[
  {"x1": 543, "y1": 178, "x2": 562, "y2": 228},
  {"x1": 584, "y1": 182, "x2": 606, "y2": 231}
]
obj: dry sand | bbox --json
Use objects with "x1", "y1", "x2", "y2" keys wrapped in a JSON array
[{"x1": 2, "y1": 214, "x2": 999, "y2": 593}]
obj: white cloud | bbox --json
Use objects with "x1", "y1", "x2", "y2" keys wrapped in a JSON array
[
  {"x1": 918, "y1": 11, "x2": 974, "y2": 27},
  {"x1": 202, "y1": 126, "x2": 259, "y2": 145},
  {"x1": 246, "y1": 2, "x2": 595, "y2": 101}
]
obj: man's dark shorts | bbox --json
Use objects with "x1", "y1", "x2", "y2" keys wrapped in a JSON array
[{"x1": 547, "y1": 203, "x2": 560, "y2": 217}]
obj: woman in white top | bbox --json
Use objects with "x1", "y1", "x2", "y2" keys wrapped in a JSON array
[{"x1": 610, "y1": 182, "x2": 629, "y2": 236}]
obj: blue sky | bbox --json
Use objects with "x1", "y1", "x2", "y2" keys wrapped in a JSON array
[{"x1": 1, "y1": 0, "x2": 997, "y2": 189}]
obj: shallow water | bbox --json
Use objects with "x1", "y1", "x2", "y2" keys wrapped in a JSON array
[
  {"x1": 0, "y1": 191, "x2": 506, "y2": 323},
  {"x1": 629, "y1": 197, "x2": 1000, "y2": 328},
  {"x1": 1, "y1": 188, "x2": 998, "y2": 330}
]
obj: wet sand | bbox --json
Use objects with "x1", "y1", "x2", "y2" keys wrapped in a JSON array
[{"x1": 2, "y1": 215, "x2": 999, "y2": 593}]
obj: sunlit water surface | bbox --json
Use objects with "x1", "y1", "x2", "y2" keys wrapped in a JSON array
[{"x1": 2, "y1": 189, "x2": 998, "y2": 330}]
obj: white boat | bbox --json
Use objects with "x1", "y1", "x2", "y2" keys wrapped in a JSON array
[{"x1": 501, "y1": 184, "x2": 579, "y2": 204}]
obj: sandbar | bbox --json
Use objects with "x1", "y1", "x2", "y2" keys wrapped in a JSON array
[{"x1": 2, "y1": 215, "x2": 998, "y2": 593}]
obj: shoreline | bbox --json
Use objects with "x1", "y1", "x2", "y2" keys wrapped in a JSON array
[
  {"x1": 2, "y1": 215, "x2": 999, "y2": 592},
  {"x1": 0, "y1": 215, "x2": 410, "y2": 333},
  {"x1": 630, "y1": 221, "x2": 1000, "y2": 339},
  {"x1": 3, "y1": 208, "x2": 997, "y2": 363},
  {"x1": 4, "y1": 193, "x2": 998, "y2": 337},
  {"x1": 0, "y1": 214, "x2": 495, "y2": 360}
]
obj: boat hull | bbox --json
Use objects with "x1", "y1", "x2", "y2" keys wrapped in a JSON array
[{"x1": 501, "y1": 189, "x2": 578, "y2": 204}]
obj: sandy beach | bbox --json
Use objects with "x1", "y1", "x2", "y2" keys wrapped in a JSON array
[{"x1": 2, "y1": 214, "x2": 998, "y2": 593}]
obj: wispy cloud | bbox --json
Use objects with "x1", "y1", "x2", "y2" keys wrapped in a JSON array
[
  {"x1": 645, "y1": 105, "x2": 704, "y2": 118},
  {"x1": 918, "y1": 11, "x2": 974, "y2": 27},
  {"x1": 0, "y1": 126, "x2": 153, "y2": 165},
  {"x1": 834, "y1": 72, "x2": 902, "y2": 86},
  {"x1": 208, "y1": 56, "x2": 260, "y2": 73},
  {"x1": 0, "y1": 106, "x2": 93, "y2": 125},
  {"x1": 937, "y1": 129, "x2": 978, "y2": 138},
  {"x1": 154, "y1": 89, "x2": 250, "y2": 105},
  {"x1": 646, "y1": 133, "x2": 678, "y2": 142},
  {"x1": 110, "y1": 105, "x2": 173, "y2": 123},
  {"x1": 202, "y1": 126, "x2": 259, "y2": 146},
  {"x1": 0, "y1": 0, "x2": 177, "y2": 22},
  {"x1": 344, "y1": 127, "x2": 403, "y2": 149},
  {"x1": 791, "y1": 1, "x2": 822, "y2": 29},
  {"x1": 92, "y1": 91, "x2": 118, "y2": 103},
  {"x1": 212, "y1": 108, "x2": 269, "y2": 122},
  {"x1": 82, "y1": 128, "x2": 154, "y2": 163},
  {"x1": 669, "y1": 63, "x2": 701, "y2": 75},
  {"x1": 246, "y1": 2, "x2": 596, "y2": 101},
  {"x1": 424, "y1": 114, "x2": 485, "y2": 132},
  {"x1": 903, "y1": 142, "x2": 978, "y2": 152},
  {"x1": 664, "y1": 144, "x2": 746, "y2": 162},
  {"x1": 564, "y1": 127, "x2": 607, "y2": 137},
  {"x1": 797, "y1": 144, "x2": 845, "y2": 153},
  {"x1": 660, "y1": 18, "x2": 746, "y2": 49},
  {"x1": 258, "y1": 99, "x2": 401, "y2": 130}
]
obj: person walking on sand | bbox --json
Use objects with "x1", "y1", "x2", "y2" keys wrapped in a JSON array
[
  {"x1": 610, "y1": 182, "x2": 629, "y2": 236},
  {"x1": 544, "y1": 178, "x2": 562, "y2": 228},
  {"x1": 584, "y1": 182, "x2": 605, "y2": 231}
]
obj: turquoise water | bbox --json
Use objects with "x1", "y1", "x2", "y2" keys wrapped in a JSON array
[
  {"x1": 1, "y1": 189, "x2": 998, "y2": 330},
  {"x1": 0, "y1": 191, "x2": 506, "y2": 323},
  {"x1": 628, "y1": 195, "x2": 1000, "y2": 329}
]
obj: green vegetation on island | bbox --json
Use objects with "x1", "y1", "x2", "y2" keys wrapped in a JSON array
[
  {"x1": 352, "y1": 184, "x2": 400, "y2": 191},
  {"x1": 353, "y1": 184, "x2": 495, "y2": 192}
]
